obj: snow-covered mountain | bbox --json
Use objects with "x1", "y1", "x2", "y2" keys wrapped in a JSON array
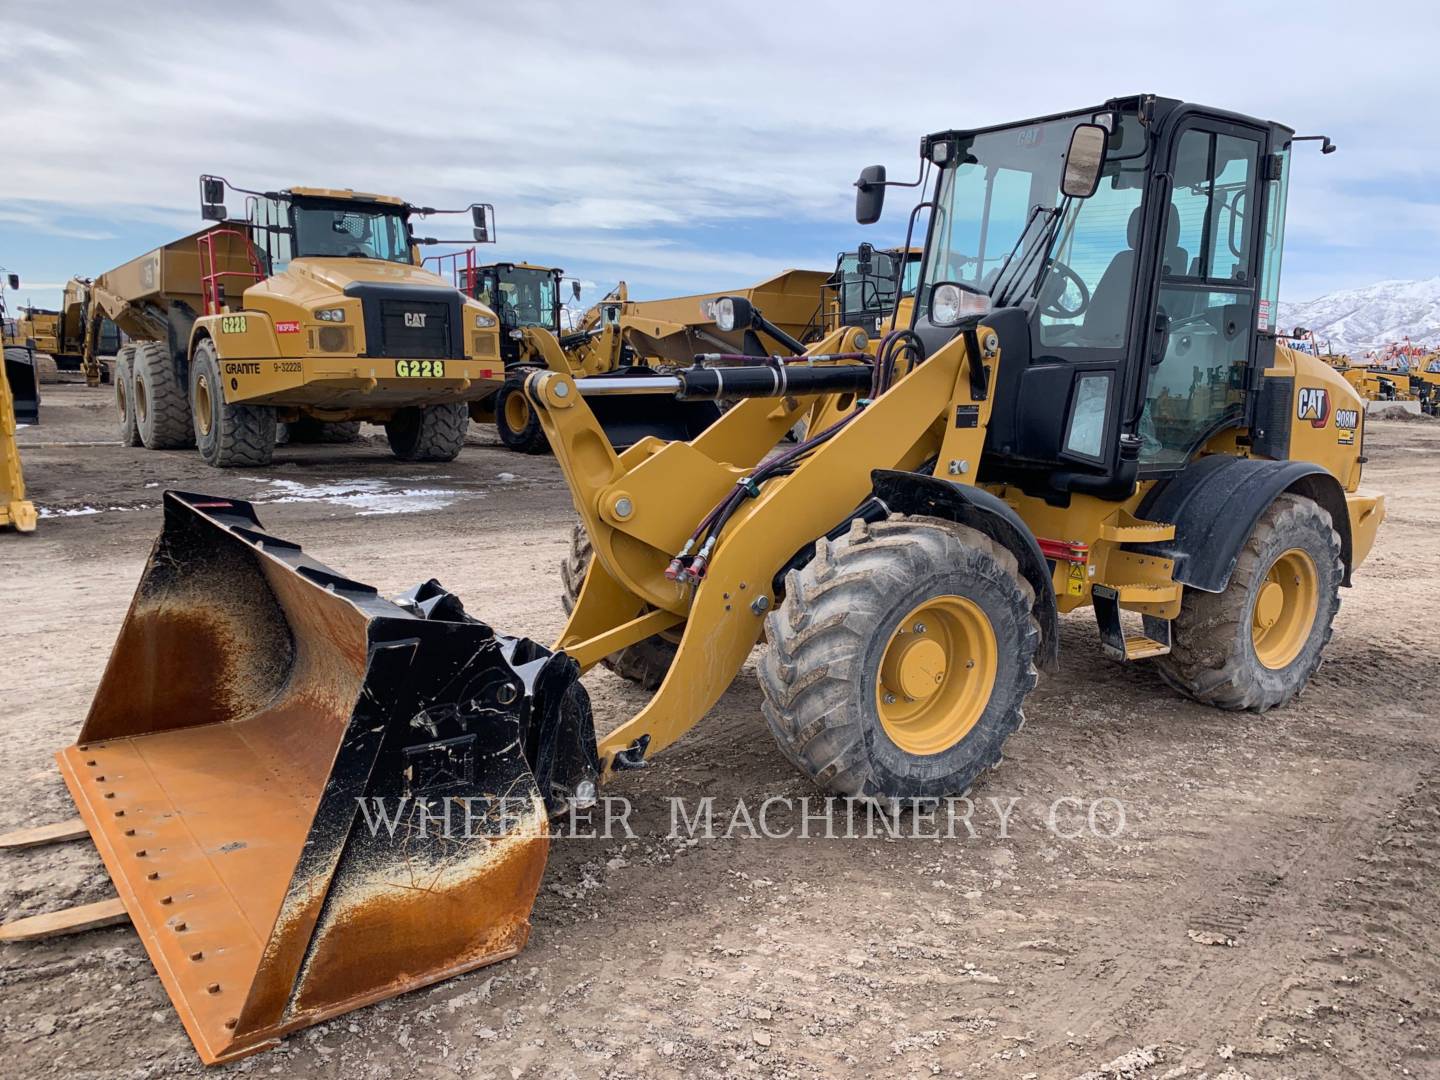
[{"x1": 1277, "y1": 278, "x2": 1440, "y2": 355}]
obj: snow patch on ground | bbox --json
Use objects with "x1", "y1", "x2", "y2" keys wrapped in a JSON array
[
  {"x1": 37, "y1": 506, "x2": 104, "y2": 518},
  {"x1": 247, "y1": 477, "x2": 480, "y2": 516}
]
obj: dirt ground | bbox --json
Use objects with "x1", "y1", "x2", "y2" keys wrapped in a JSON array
[{"x1": 1, "y1": 381, "x2": 1437, "y2": 1080}]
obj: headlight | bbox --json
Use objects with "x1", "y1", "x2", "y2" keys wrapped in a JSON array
[
  {"x1": 713, "y1": 297, "x2": 736, "y2": 332},
  {"x1": 315, "y1": 307, "x2": 346, "y2": 323},
  {"x1": 474, "y1": 313, "x2": 496, "y2": 328},
  {"x1": 931, "y1": 283, "x2": 991, "y2": 327}
]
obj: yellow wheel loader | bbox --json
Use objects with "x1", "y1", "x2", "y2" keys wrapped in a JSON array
[
  {"x1": 430, "y1": 250, "x2": 831, "y2": 451},
  {"x1": 83, "y1": 176, "x2": 507, "y2": 467},
  {"x1": 1, "y1": 95, "x2": 1387, "y2": 1065},
  {"x1": 1, "y1": 268, "x2": 38, "y2": 531},
  {"x1": 820, "y1": 242, "x2": 922, "y2": 335}
]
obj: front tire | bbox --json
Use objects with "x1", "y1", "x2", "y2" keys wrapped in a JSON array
[
  {"x1": 494, "y1": 372, "x2": 548, "y2": 454},
  {"x1": 759, "y1": 515, "x2": 1039, "y2": 801},
  {"x1": 132, "y1": 341, "x2": 193, "y2": 449},
  {"x1": 385, "y1": 402, "x2": 468, "y2": 461},
  {"x1": 190, "y1": 338, "x2": 275, "y2": 467},
  {"x1": 1155, "y1": 493, "x2": 1342, "y2": 712}
]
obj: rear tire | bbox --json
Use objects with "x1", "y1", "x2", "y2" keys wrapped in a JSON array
[
  {"x1": 114, "y1": 345, "x2": 141, "y2": 446},
  {"x1": 495, "y1": 371, "x2": 548, "y2": 454},
  {"x1": 190, "y1": 338, "x2": 275, "y2": 468},
  {"x1": 561, "y1": 522, "x2": 677, "y2": 690},
  {"x1": 385, "y1": 402, "x2": 468, "y2": 462},
  {"x1": 278, "y1": 417, "x2": 362, "y2": 444},
  {"x1": 758, "y1": 515, "x2": 1039, "y2": 801},
  {"x1": 1155, "y1": 493, "x2": 1341, "y2": 712},
  {"x1": 132, "y1": 341, "x2": 193, "y2": 449},
  {"x1": 33, "y1": 353, "x2": 59, "y2": 384}
]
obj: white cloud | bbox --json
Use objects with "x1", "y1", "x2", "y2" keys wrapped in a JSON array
[{"x1": 0, "y1": 0, "x2": 1436, "y2": 304}]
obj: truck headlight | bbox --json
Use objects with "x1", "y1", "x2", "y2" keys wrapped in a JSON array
[
  {"x1": 315, "y1": 307, "x2": 346, "y2": 323},
  {"x1": 475, "y1": 313, "x2": 496, "y2": 328}
]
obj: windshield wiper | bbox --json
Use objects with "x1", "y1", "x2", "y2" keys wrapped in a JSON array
[{"x1": 990, "y1": 203, "x2": 1063, "y2": 310}]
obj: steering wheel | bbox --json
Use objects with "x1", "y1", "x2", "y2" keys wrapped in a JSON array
[{"x1": 1038, "y1": 260, "x2": 1090, "y2": 320}]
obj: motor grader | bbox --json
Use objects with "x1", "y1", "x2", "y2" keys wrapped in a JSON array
[
  {"x1": 428, "y1": 248, "x2": 830, "y2": 451},
  {"x1": 0, "y1": 94, "x2": 1386, "y2": 1065},
  {"x1": 85, "y1": 176, "x2": 506, "y2": 467}
]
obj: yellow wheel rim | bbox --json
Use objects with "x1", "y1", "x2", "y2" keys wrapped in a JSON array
[
  {"x1": 875, "y1": 595, "x2": 997, "y2": 756},
  {"x1": 503, "y1": 390, "x2": 531, "y2": 433},
  {"x1": 193, "y1": 372, "x2": 213, "y2": 437},
  {"x1": 1251, "y1": 547, "x2": 1318, "y2": 670}
]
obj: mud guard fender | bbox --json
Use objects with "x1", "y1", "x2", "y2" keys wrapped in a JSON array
[
  {"x1": 870, "y1": 469, "x2": 1060, "y2": 674},
  {"x1": 1133, "y1": 455, "x2": 1354, "y2": 592}
]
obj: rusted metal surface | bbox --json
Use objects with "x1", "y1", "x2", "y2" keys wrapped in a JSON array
[{"x1": 58, "y1": 492, "x2": 592, "y2": 1064}]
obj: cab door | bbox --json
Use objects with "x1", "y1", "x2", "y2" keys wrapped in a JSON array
[{"x1": 1138, "y1": 116, "x2": 1268, "y2": 471}]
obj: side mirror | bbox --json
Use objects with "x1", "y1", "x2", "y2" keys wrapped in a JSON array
[
  {"x1": 857, "y1": 241, "x2": 874, "y2": 277},
  {"x1": 6, "y1": 273, "x2": 17, "y2": 290},
  {"x1": 854, "y1": 165, "x2": 886, "y2": 225},
  {"x1": 712, "y1": 296, "x2": 754, "y2": 333},
  {"x1": 471, "y1": 204, "x2": 494, "y2": 243},
  {"x1": 1061, "y1": 123, "x2": 1109, "y2": 199},
  {"x1": 200, "y1": 175, "x2": 227, "y2": 221},
  {"x1": 572, "y1": 280, "x2": 582, "y2": 301}
]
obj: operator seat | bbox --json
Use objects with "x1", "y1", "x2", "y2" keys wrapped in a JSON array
[{"x1": 1081, "y1": 205, "x2": 1188, "y2": 346}]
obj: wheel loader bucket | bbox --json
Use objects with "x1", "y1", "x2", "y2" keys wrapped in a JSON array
[{"x1": 57, "y1": 491, "x2": 596, "y2": 1064}]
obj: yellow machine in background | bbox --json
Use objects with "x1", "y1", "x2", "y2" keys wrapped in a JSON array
[
  {"x1": 1408, "y1": 352, "x2": 1440, "y2": 415},
  {"x1": 428, "y1": 249, "x2": 830, "y2": 451},
  {"x1": 1, "y1": 269, "x2": 38, "y2": 532},
  {"x1": 0, "y1": 95, "x2": 1388, "y2": 1065},
  {"x1": 3, "y1": 307, "x2": 60, "y2": 384},
  {"x1": 819, "y1": 243, "x2": 922, "y2": 334},
  {"x1": 84, "y1": 175, "x2": 506, "y2": 467}
]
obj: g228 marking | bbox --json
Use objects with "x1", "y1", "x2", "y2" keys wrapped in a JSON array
[
  {"x1": 396, "y1": 360, "x2": 445, "y2": 378},
  {"x1": 220, "y1": 315, "x2": 248, "y2": 334}
]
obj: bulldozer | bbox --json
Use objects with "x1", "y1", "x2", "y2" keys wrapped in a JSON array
[
  {"x1": 427, "y1": 248, "x2": 830, "y2": 451},
  {"x1": 83, "y1": 176, "x2": 507, "y2": 467},
  {"x1": 0, "y1": 94, "x2": 1387, "y2": 1065},
  {"x1": 1, "y1": 269, "x2": 39, "y2": 532}
]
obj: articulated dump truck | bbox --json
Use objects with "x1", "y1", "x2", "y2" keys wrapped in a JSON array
[
  {"x1": 86, "y1": 176, "x2": 506, "y2": 467},
  {"x1": 427, "y1": 250, "x2": 831, "y2": 452},
  {"x1": 0, "y1": 94, "x2": 1389, "y2": 1065}
]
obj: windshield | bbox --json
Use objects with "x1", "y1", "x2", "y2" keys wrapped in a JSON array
[
  {"x1": 291, "y1": 201, "x2": 414, "y2": 264},
  {"x1": 478, "y1": 268, "x2": 559, "y2": 331},
  {"x1": 920, "y1": 110, "x2": 1151, "y2": 351}
]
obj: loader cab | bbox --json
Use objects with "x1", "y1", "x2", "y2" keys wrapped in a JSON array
[
  {"x1": 469, "y1": 262, "x2": 563, "y2": 362},
  {"x1": 823, "y1": 245, "x2": 922, "y2": 333},
  {"x1": 892, "y1": 95, "x2": 1294, "y2": 502}
]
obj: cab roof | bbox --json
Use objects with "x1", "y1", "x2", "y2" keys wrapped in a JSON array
[{"x1": 286, "y1": 186, "x2": 406, "y2": 206}]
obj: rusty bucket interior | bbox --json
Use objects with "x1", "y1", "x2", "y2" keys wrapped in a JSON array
[{"x1": 57, "y1": 491, "x2": 588, "y2": 1064}]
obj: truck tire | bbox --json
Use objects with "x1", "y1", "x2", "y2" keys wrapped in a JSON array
[
  {"x1": 278, "y1": 417, "x2": 362, "y2": 444},
  {"x1": 758, "y1": 515, "x2": 1039, "y2": 801},
  {"x1": 114, "y1": 346, "x2": 141, "y2": 446},
  {"x1": 384, "y1": 402, "x2": 468, "y2": 462},
  {"x1": 33, "y1": 353, "x2": 60, "y2": 384},
  {"x1": 1155, "y1": 493, "x2": 1342, "y2": 712},
  {"x1": 190, "y1": 338, "x2": 275, "y2": 467},
  {"x1": 132, "y1": 341, "x2": 193, "y2": 449},
  {"x1": 495, "y1": 372, "x2": 548, "y2": 454},
  {"x1": 561, "y1": 522, "x2": 677, "y2": 690}
]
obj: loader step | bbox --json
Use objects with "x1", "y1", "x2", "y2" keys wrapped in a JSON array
[
  {"x1": 1121, "y1": 633, "x2": 1172, "y2": 661},
  {"x1": 1092, "y1": 585, "x2": 1172, "y2": 662},
  {"x1": 0, "y1": 817, "x2": 89, "y2": 849},
  {"x1": 1099, "y1": 511, "x2": 1175, "y2": 544},
  {"x1": 0, "y1": 897, "x2": 129, "y2": 942}
]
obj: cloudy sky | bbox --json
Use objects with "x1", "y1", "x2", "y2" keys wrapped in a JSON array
[{"x1": 1, "y1": 0, "x2": 1436, "y2": 313}]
